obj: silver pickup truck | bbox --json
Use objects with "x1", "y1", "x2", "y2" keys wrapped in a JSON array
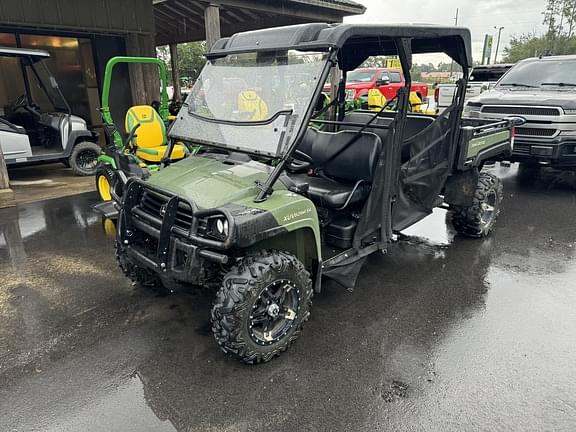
[
  {"x1": 464, "y1": 55, "x2": 576, "y2": 168},
  {"x1": 436, "y1": 64, "x2": 513, "y2": 114}
]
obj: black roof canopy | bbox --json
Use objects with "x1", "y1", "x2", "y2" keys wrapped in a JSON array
[{"x1": 208, "y1": 23, "x2": 473, "y2": 68}]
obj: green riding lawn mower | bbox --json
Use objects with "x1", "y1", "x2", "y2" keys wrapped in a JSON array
[
  {"x1": 107, "y1": 24, "x2": 524, "y2": 364},
  {"x1": 93, "y1": 56, "x2": 189, "y2": 218}
]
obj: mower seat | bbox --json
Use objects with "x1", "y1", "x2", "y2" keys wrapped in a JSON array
[
  {"x1": 237, "y1": 90, "x2": 269, "y2": 121},
  {"x1": 125, "y1": 105, "x2": 186, "y2": 163},
  {"x1": 289, "y1": 128, "x2": 381, "y2": 209}
]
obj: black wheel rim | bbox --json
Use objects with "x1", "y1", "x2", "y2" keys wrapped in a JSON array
[
  {"x1": 480, "y1": 190, "x2": 497, "y2": 228},
  {"x1": 249, "y1": 279, "x2": 301, "y2": 346},
  {"x1": 77, "y1": 149, "x2": 98, "y2": 171}
]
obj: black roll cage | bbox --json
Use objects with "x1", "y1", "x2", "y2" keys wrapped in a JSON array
[{"x1": 251, "y1": 37, "x2": 470, "y2": 202}]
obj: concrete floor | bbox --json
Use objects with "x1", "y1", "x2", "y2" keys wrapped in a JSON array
[
  {"x1": 0, "y1": 165, "x2": 575, "y2": 432},
  {"x1": 7, "y1": 163, "x2": 95, "y2": 205}
]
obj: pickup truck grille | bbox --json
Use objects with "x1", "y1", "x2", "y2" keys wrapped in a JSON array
[
  {"x1": 481, "y1": 106, "x2": 561, "y2": 116},
  {"x1": 515, "y1": 127, "x2": 558, "y2": 137},
  {"x1": 140, "y1": 190, "x2": 193, "y2": 231},
  {"x1": 513, "y1": 144, "x2": 531, "y2": 155}
]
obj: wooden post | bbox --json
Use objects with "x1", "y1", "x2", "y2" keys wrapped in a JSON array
[
  {"x1": 169, "y1": 43, "x2": 181, "y2": 101},
  {"x1": 205, "y1": 3, "x2": 221, "y2": 50},
  {"x1": 126, "y1": 34, "x2": 147, "y2": 105},
  {"x1": 0, "y1": 147, "x2": 16, "y2": 209}
]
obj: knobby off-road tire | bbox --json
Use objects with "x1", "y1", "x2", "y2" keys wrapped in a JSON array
[
  {"x1": 211, "y1": 251, "x2": 313, "y2": 364},
  {"x1": 450, "y1": 172, "x2": 503, "y2": 238},
  {"x1": 115, "y1": 240, "x2": 165, "y2": 291},
  {"x1": 69, "y1": 141, "x2": 101, "y2": 176}
]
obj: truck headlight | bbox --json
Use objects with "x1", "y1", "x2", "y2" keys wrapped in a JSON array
[{"x1": 463, "y1": 102, "x2": 482, "y2": 117}]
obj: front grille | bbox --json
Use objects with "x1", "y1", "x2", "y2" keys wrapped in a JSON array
[
  {"x1": 512, "y1": 144, "x2": 531, "y2": 155},
  {"x1": 515, "y1": 127, "x2": 558, "y2": 137},
  {"x1": 482, "y1": 106, "x2": 561, "y2": 116},
  {"x1": 139, "y1": 189, "x2": 193, "y2": 231}
]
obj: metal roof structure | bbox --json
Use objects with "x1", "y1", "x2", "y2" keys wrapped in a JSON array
[
  {"x1": 154, "y1": 0, "x2": 366, "y2": 45},
  {"x1": 0, "y1": 46, "x2": 51, "y2": 60},
  {"x1": 209, "y1": 23, "x2": 474, "y2": 68}
]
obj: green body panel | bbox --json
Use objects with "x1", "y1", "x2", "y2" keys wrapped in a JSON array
[
  {"x1": 147, "y1": 156, "x2": 322, "y2": 259},
  {"x1": 467, "y1": 129, "x2": 511, "y2": 159},
  {"x1": 100, "y1": 56, "x2": 170, "y2": 149},
  {"x1": 97, "y1": 154, "x2": 117, "y2": 170}
]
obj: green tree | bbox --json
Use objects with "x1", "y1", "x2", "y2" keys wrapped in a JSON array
[
  {"x1": 156, "y1": 42, "x2": 207, "y2": 86},
  {"x1": 177, "y1": 41, "x2": 207, "y2": 83},
  {"x1": 502, "y1": 0, "x2": 576, "y2": 62}
]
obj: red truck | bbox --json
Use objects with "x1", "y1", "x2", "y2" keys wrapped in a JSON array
[{"x1": 326, "y1": 68, "x2": 429, "y2": 103}]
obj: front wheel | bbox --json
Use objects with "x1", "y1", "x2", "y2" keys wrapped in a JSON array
[
  {"x1": 211, "y1": 251, "x2": 313, "y2": 364},
  {"x1": 69, "y1": 141, "x2": 101, "y2": 176},
  {"x1": 450, "y1": 172, "x2": 503, "y2": 238},
  {"x1": 95, "y1": 165, "x2": 115, "y2": 201}
]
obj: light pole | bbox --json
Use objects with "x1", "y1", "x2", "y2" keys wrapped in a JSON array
[{"x1": 494, "y1": 26, "x2": 504, "y2": 63}]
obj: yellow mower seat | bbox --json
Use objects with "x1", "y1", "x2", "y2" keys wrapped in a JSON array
[
  {"x1": 237, "y1": 90, "x2": 269, "y2": 121},
  {"x1": 367, "y1": 89, "x2": 386, "y2": 111},
  {"x1": 125, "y1": 105, "x2": 186, "y2": 163}
]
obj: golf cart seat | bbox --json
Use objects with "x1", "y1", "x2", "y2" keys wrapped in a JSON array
[
  {"x1": 125, "y1": 105, "x2": 186, "y2": 163},
  {"x1": 289, "y1": 128, "x2": 382, "y2": 209}
]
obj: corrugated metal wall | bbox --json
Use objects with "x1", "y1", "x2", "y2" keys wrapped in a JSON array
[{"x1": 0, "y1": 0, "x2": 154, "y2": 35}]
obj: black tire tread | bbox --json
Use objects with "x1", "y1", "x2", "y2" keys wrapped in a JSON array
[
  {"x1": 114, "y1": 240, "x2": 163, "y2": 289},
  {"x1": 211, "y1": 250, "x2": 313, "y2": 364},
  {"x1": 69, "y1": 141, "x2": 101, "y2": 176},
  {"x1": 451, "y1": 172, "x2": 503, "y2": 238}
]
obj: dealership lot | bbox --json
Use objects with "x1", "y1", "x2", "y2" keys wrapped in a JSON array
[{"x1": 1, "y1": 165, "x2": 575, "y2": 431}]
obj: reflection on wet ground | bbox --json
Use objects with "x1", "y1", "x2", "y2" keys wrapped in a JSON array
[{"x1": 1, "y1": 165, "x2": 575, "y2": 431}]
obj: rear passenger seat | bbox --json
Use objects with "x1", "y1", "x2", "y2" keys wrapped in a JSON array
[{"x1": 341, "y1": 111, "x2": 435, "y2": 162}]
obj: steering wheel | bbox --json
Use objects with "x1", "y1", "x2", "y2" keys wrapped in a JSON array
[{"x1": 288, "y1": 149, "x2": 314, "y2": 172}]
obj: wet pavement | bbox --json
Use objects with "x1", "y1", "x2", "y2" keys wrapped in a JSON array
[{"x1": 1, "y1": 165, "x2": 575, "y2": 432}]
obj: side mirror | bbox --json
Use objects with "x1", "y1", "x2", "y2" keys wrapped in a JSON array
[{"x1": 377, "y1": 78, "x2": 391, "y2": 86}]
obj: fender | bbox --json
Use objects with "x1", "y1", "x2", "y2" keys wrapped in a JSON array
[{"x1": 65, "y1": 130, "x2": 99, "y2": 157}]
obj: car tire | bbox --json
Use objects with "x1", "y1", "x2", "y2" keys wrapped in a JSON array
[
  {"x1": 69, "y1": 141, "x2": 101, "y2": 176},
  {"x1": 450, "y1": 172, "x2": 503, "y2": 238},
  {"x1": 95, "y1": 165, "x2": 115, "y2": 201},
  {"x1": 211, "y1": 250, "x2": 313, "y2": 364},
  {"x1": 115, "y1": 240, "x2": 166, "y2": 292}
]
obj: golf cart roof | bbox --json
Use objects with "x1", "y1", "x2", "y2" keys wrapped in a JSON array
[
  {"x1": 209, "y1": 23, "x2": 473, "y2": 68},
  {"x1": 0, "y1": 46, "x2": 51, "y2": 61}
]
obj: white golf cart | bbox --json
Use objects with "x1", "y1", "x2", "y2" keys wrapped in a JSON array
[{"x1": 0, "y1": 47, "x2": 100, "y2": 176}]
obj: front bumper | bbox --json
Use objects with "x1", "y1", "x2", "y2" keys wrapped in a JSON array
[
  {"x1": 119, "y1": 180, "x2": 232, "y2": 284},
  {"x1": 510, "y1": 137, "x2": 576, "y2": 167}
]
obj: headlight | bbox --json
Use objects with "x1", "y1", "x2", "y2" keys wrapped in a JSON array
[
  {"x1": 200, "y1": 215, "x2": 230, "y2": 241},
  {"x1": 463, "y1": 102, "x2": 482, "y2": 117},
  {"x1": 216, "y1": 218, "x2": 229, "y2": 237}
]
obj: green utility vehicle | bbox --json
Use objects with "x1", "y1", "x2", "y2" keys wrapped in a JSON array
[{"x1": 115, "y1": 24, "x2": 523, "y2": 364}]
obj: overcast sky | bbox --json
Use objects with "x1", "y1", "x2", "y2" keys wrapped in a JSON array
[{"x1": 344, "y1": 0, "x2": 547, "y2": 64}]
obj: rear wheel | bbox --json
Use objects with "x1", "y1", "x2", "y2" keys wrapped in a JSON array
[
  {"x1": 95, "y1": 165, "x2": 115, "y2": 201},
  {"x1": 70, "y1": 141, "x2": 101, "y2": 176},
  {"x1": 211, "y1": 251, "x2": 313, "y2": 364},
  {"x1": 450, "y1": 172, "x2": 503, "y2": 238}
]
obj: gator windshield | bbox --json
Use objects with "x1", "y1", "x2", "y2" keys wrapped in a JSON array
[{"x1": 169, "y1": 50, "x2": 328, "y2": 157}]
